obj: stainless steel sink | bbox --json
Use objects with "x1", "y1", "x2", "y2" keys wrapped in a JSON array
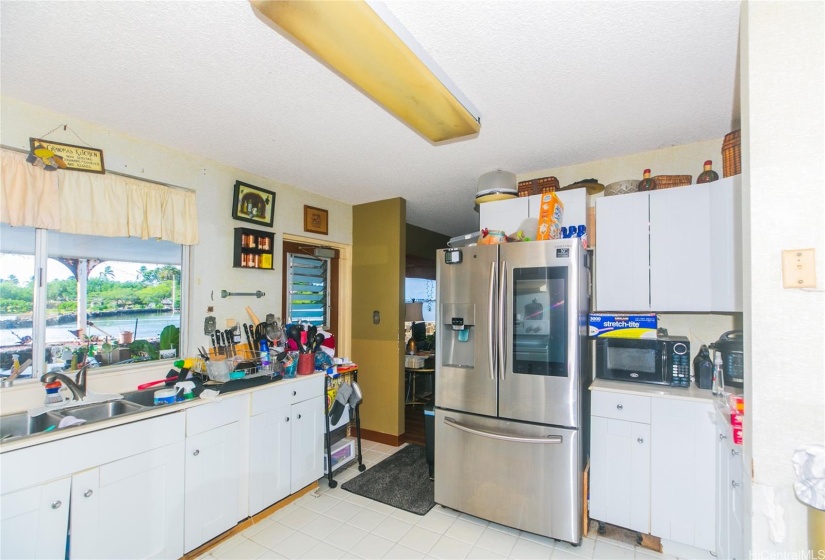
[
  {"x1": 55, "y1": 400, "x2": 146, "y2": 423},
  {"x1": 0, "y1": 411, "x2": 64, "y2": 442},
  {"x1": 120, "y1": 389, "x2": 161, "y2": 407}
]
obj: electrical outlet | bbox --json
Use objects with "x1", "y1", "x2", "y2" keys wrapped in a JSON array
[{"x1": 782, "y1": 248, "x2": 816, "y2": 288}]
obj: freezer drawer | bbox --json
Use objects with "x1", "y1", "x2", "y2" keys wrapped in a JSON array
[{"x1": 434, "y1": 409, "x2": 581, "y2": 544}]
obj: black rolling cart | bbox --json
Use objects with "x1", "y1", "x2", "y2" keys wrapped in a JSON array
[{"x1": 324, "y1": 368, "x2": 365, "y2": 488}]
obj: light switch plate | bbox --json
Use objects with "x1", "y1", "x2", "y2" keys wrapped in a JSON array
[{"x1": 782, "y1": 248, "x2": 816, "y2": 288}]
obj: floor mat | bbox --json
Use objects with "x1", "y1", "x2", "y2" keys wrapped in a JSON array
[{"x1": 341, "y1": 445, "x2": 434, "y2": 515}]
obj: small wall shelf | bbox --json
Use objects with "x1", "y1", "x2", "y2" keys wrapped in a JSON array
[{"x1": 233, "y1": 227, "x2": 275, "y2": 270}]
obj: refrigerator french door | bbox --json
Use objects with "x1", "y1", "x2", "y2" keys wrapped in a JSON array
[{"x1": 434, "y1": 239, "x2": 588, "y2": 544}]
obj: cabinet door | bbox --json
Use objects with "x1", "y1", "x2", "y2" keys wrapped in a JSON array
[
  {"x1": 709, "y1": 176, "x2": 742, "y2": 312},
  {"x1": 716, "y1": 410, "x2": 731, "y2": 560},
  {"x1": 649, "y1": 185, "x2": 712, "y2": 311},
  {"x1": 594, "y1": 191, "x2": 651, "y2": 311},
  {"x1": 71, "y1": 441, "x2": 185, "y2": 560},
  {"x1": 249, "y1": 405, "x2": 292, "y2": 515},
  {"x1": 290, "y1": 395, "x2": 324, "y2": 493},
  {"x1": 590, "y1": 415, "x2": 650, "y2": 533},
  {"x1": 1, "y1": 477, "x2": 71, "y2": 560},
  {"x1": 651, "y1": 399, "x2": 716, "y2": 551},
  {"x1": 479, "y1": 196, "x2": 529, "y2": 234},
  {"x1": 184, "y1": 422, "x2": 241, "y2": 553},
  {"x1": 729, "y1": 443, "x2": 745, "y2": 560}
]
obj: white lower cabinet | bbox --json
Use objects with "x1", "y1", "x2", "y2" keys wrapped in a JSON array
[
  {"x1": 650, "y1": 399, "x2": 716, "y2": 551},
  {"x1": 590, "y1": 391, "x2": 651, "y2": 533},
  {"x1": 70, "y1": 442, "x2": 185, "y2": 559},
  {"x1": 0, "y1": 477, "x2": 71, "y2": 560},
  {"x1": 716, "y1": 407, "x2": 744, "y2": 560},
  {"x1": 590, "y1": 384, "x2": 717, "y2": 554},
  {"x1": 249, "y1": 374, "x2": 324, "y2": 515},
  {"x1": 183, "y1": 395, "x2": 245, "y2": 553},
  {"x1": 0, "y1": 412, "x2": 185, "y2": 560}
]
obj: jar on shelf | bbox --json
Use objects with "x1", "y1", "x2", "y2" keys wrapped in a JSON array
[{"x1": 638, "y1": 169, "x2": 657, "y2": 191}]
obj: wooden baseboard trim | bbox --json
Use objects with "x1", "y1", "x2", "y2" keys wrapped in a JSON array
[
  {"x1": 359, "y1": 428, "x2": 403, "y2": 447},
  {"x1": 181, "y1": 482, "x2": 319, "y2": 559}
]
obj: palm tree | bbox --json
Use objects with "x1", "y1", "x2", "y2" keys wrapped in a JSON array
[
  {"x1": 156, "y1": 266, "x2": 181, "y2": 313},
  {"x1": 98, "y1": 265, "x2": 114, "y2": 280}
]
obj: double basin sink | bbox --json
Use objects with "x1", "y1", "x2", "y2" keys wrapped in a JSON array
[{"x1": 0, "y1": 388, "x2": 188, "y2": 443}]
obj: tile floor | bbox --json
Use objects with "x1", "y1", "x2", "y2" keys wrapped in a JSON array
[{"x1": 199, "y1": 442, "x2": 715, "y2": 560}]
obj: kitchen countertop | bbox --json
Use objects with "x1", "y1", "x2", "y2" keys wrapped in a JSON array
[
  {"x1": 589, "y1": 377, "x2": 719, "y2": 404},
  {"x1": 0, "y1": 373, "x2": 324, "y2": 454}
]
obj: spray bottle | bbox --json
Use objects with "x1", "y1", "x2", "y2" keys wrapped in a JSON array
[
  {"x1": 712, "y1": 352, "x2": 725, "y2": 396},
  {"x1": 174, "y1": 381, "x2": 196, "y2": 401}
]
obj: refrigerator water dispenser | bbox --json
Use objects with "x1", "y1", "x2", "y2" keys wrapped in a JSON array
[{"x1": 440, "y1": 303, "x2": 475, "y2": 367}]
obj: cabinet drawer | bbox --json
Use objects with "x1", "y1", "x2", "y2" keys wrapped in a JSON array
[
  {"x1": 251, "y1": 375, "x2": 324, "y2": 416},
  {"x1": 591, "y1": 390, "x2": 651, "y2": 424},
  {"x1": 186, "y1": 395, "x2": 246, "y2": 436}
]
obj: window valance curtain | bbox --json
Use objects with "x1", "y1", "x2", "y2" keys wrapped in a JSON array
[{"x1": 0, "y1": 148, "x2": 199, "y2": 245}]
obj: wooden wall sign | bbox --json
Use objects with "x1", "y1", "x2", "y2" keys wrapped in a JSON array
[{"x1": 29, "y1": 138, "x2": 105, "y2": 173}]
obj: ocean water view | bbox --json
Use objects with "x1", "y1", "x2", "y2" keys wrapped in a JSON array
[{"x1": 0, "y1": 311, "x2": 181, "y2": 347}]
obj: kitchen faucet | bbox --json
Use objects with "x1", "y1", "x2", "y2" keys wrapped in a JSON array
[{"x1": 41, "y1": 365, "x2": 89, "y2": 401}]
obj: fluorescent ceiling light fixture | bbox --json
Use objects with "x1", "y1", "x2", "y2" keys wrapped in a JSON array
[{"x1": 250, "y1": 0, "x2": 481, "y2": 144}]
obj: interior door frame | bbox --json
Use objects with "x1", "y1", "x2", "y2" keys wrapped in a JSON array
[{"x1": 282, "y1": 234, "x2": 351, "y2": 358}]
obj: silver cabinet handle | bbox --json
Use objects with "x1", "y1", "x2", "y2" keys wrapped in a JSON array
[
  {"x1": 285, "y1": 417, "x2": 290, "y2": 422},
  {"x1": 719, "y1": 432, "x2": 727, "y2": 440},
  {"x1": 731, "y1": 480, "x2": 740, "y2": 488},
  {"x1": 193, "y1": 449, "x2": 200, "y2": 456},
  {"x1": 616, "y1": 404, "x2": 623, "y2": 410},
  {"x1": 51, "y1": 500, "x2": 62, "y2": 509},
  {"x1": 637, "y1": 437, "x2": 644, "y2": 444},
  {"x1": 444, "y1": 417, "x2": 562, "y2": 444},
  {"x1": 297, "y1": 414, "x2": 302, "y2": 419},
  {"x1": 293, "y1": 391, "x2": 297, "y2": 396},
  {"x1": 84, "y1": 490, "x2": 93, "y2": 498},
  {"x1": 731, "y1": 449, "x2": 740, "y2": 456}
]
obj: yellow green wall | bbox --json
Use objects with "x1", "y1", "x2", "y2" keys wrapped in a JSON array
[{"x1": 352, "y1": 198, "x2": 406, "y2": 437}]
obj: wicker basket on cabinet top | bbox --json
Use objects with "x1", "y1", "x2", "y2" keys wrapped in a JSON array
[
  {"x1": 653, "y1": 175, "x2": 692, "y2": 189},
  {"x1": 722, "y1": 130, "x2": 741, "y2": 177}
]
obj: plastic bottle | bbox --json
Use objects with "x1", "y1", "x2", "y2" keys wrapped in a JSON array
[
  {"x1": 12, "y1": 354, "x2": 20, "y2": 372},
  {"x1": 712, "y1": 352, "x2": 725, "y2": 396},
  {"x1": 259, "y1": 338, "x2": 271, "y2": 369},
  {"x1": 697, "y1": 160, "x2": 719, "y2": 183}
]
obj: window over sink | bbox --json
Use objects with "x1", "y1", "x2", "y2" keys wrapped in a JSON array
[{"x1": 0, "y1": 222, "x2": 188, "y2": 383}]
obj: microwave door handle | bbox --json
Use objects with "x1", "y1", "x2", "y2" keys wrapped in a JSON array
[
  {"x1": 488, "y1": 260, "x2": 497, "y2": 381},
  {"x1": 498, "y1": 260, "x2": 507, "y2": 379}
]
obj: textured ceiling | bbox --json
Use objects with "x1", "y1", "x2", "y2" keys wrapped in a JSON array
[{"x1": 0, "y1": 1, "x2": 741, "y2": 237}]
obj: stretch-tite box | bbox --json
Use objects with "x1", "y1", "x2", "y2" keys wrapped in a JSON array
[{"x1": 588, "y1": 313, "x2": 657, "y2": 339}]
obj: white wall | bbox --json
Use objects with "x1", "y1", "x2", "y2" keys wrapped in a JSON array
[
  {"x1": 0, "y1": 97, "x2": 353, "y2": 411},
  {"x1": 742, "y1": 1, "x2": 825, "y2": 555}
]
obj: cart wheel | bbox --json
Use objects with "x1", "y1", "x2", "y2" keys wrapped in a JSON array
[
  {"x1": 358, "y1": 464, "x2": 367, "y2": 472},
  {"x1": 597, "y1": 522, "x2": 606, "y2": 535},
  {"x1": 328, "y1": 480, "x2": 337, "y2": 489}
]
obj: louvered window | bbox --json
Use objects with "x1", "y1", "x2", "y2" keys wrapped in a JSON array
[{"x1": 286, "y1": 253, "x2": 329, "y2": 327}]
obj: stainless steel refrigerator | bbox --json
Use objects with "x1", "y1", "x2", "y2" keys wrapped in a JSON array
[{"x1": 434, "y1": 239, "x2": 589, "y2": 544}]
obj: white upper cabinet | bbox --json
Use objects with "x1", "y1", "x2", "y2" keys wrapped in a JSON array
[{"x1": 595, "y1": 177, "x2": 742, "y2": 312}]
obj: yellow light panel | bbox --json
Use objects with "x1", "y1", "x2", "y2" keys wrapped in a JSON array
[{"x1": 251, "y1": 0, "x2": 481, "y2": 143}]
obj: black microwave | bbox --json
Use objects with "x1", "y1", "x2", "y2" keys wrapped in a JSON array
[{"x1": 595, "y1": 336, "x2": 691, "y2": 387}]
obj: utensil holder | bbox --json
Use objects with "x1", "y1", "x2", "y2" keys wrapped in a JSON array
[{"x1": 297, "y1": 353, "x2": 314, "y2": 375}]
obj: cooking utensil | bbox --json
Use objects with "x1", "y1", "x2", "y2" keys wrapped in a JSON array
[
  {"x1": 246, "y1": 306, "x2": 261, "y2": 326},
  {"x1": 287, "y1": 324, "x2": 304, "y2": 352},
  {"x1": 210, "y1": 333, "x2": 218, "y2": 355},
  {"x1": 138, "y1": 374, "x2": 179, "y2": 390},
  {"x1": 313, "y1": 333, "x2": 325, "y2": 353},
  {"x1": 243, "y1": 323, "x2": 254, "y2": 354}
]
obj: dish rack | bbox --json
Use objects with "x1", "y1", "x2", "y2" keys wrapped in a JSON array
[
  {"x1": 324, "y1": 368, "x2": 365, "y2": 487},
  {"x1": 205, "y1": 349, "x2": 282, "y2": 383}
]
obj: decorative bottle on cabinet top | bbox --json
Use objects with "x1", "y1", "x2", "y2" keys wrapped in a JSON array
[
  {"x1": 638, "y1": 169, "x2": 657, "y2": 191},
  {"x1": 697, "y1": 160, "x2": 719, "y2": 183}
]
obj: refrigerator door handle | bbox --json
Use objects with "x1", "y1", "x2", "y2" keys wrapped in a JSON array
[
  {"x1": 444, "y1": 417, "x2": 563, "y2": 444},
  {"x1": 498, "y1": 260, "x2": 507, "y2": 379},
  {"x1": 488, "y1": 260, "x2": 497, "y2": 380}
]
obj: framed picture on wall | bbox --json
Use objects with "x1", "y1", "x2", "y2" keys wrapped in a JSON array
[
  {"x1": 232, "y1": 181, "x2": 276, "y2": 227},
  {"x1": 303, "y1": 205, "x2": 329, "y2": 235}
]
